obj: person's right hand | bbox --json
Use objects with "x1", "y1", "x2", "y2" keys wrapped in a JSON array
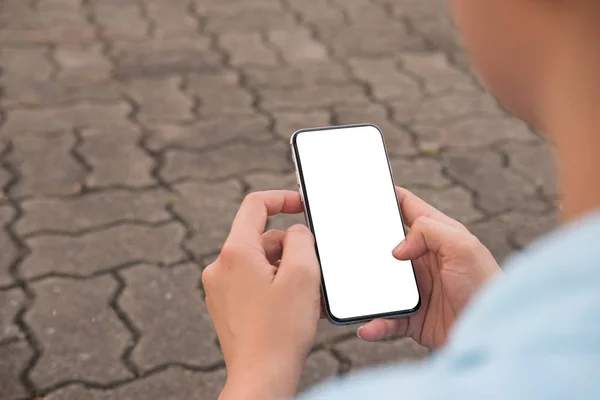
[{"x1": 358, "y1": 188, "x2": 501, "y2": 350}]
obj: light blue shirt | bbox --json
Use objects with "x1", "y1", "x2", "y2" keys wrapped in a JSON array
[{"x1": 300, "y1": 213, "x2": 600, "y2": 399}]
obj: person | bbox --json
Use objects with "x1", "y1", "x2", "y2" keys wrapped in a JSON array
[{"x1": 201, "y1": 0, "x2": 600, "y2": 398}]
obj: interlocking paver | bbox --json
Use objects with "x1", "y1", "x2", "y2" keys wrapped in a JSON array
[
  {"x1": 119, "y1": 264, "x2": 222, "y2": 371},
  {"x1": 147, "y1": 115, "x2": 272, "y2": 151},
  {"x1": 0, "y1": 204, "x2": 19, "y2": 287},
  {"x1": 26, "y1": 276, "x2": 132, "y2": 388},
  {"x1": 36, "y1": 0, "x2": 82, "y2": 11},
  {"x1": 54, "y1": 44, "x2": 114, "y2": 83},
  {"x1": 0, "y1": 102, "x2": 134, "y2": 137},
  {"x1": 443, "y1": 150, "x2": 546, "y2": 214},
  {"x1": 161, "y1": 141, "x2": 290, "y2": 182},
  {"x1": 200, "y1": 1, "x2": 296, "y2": 33},
  {"x1": 21, "y1": 223, "x2": 186, "y2": 279},
  {"x1": 299, "y1": 351, "x2": 339, "y2": 393},
  {"x1": 314, "y1": 320, "x2": 357, "y2": 345},
  {"x1": 111, "y1": 37, "x2": 222, "y2": 79},
  {"x1": 90, "y1": 1, "x2": 149, "y2": 41},
  {"x1": 124, "y1": 76, "x2": 194, "y2": 124},
  {"x1": 0, "y1": 48, "x2": 53, "y2": 82},
  {"x1": 503, "y1": 141, "x2": 557, "y2": 198},
  {"x1": 146, "y1": 1, "x2": 199, "y2": 39},
  {"x1": 336, "y1": 337, "x2": 429, "y2": 370},
  {"x1": 349, "y1": 58, "x2": 421, "y2": 102},
  {"x1": 186, "y1": 71, "x2": 255, "y2": 117},
  {"x1": 501, "y1": 212, "x2": 557, "y2": 249},
  {"x1": 390, "y1": 157, "x2": 450, "y2": 188},
  {"x1": 285, "y1": 0, "x2": 346, "y2": 30},
  {"x1": 259, "y1": 84, "x2": 369, "y2": 111},
  {"x1": 219, "y1": 32, "x2": 279, "y2": 67},
  {"x1": 468, "y1": 219, "x2": 514, "y2": 263},
  {"x1": 7, "y1": 132, "x2": 86, "y2": 197},
  {"x1": 409, "y1": 186, "x2": 483, "y2": 224},
  {"x1": 79, "y1": 129, "x2": 155, "y2": 188},
  {"x1": 0, "y1": 340, "x2": 32, "y2": 399},
  {"x1": 244, "y1": 63, "x2": 350, "y2": 89},
  {"x1": 16, "y1": 189, "x2": 171, "y2": 235},
  {"x1": 45, "y1": 368, "x2": 227, "y2": 400},
  {"x1": 330, "y1": 0, "x2": 392, "y2": 25},
  {"x1": 171, "y1": 179, "x2": 242, "y2": 259},
  {"x1": 0, "y1": 289, "x2": 24, "y2": 342},
  {"x1": 272, "y1": 110, "x2": 331, "y2": 140},
  {"x1": 268, "y1": 27, "x2": 329, "y2": 64}
]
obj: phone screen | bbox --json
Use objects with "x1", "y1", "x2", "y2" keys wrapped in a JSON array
[{"x1": 292, "y1": 125, "x2": 420, "y2": 323}]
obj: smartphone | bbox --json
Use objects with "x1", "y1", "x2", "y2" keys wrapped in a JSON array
[{"x1": 290, "y1": 124, "x2": 420, "y2": 325}]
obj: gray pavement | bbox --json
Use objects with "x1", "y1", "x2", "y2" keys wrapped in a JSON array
[{"x1": 0, "y1": 0, "x2": 557, "y2": 398}]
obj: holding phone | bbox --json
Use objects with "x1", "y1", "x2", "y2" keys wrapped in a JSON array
[{"x1": 291, "y1": 124, "x2": 420, "y2": 325}]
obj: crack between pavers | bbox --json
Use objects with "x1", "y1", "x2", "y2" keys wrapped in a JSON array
[{"x1": 21, "y1": 218, "x2": 178, "y2": 239}]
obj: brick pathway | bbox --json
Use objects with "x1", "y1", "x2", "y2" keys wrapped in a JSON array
[{"x1": 0, "y1": 0, "x2": 557, "y2": 398}]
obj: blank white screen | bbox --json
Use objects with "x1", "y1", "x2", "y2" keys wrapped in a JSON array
[{"x1": 295, "y1": 125, "x2": 419, "y2": 321}]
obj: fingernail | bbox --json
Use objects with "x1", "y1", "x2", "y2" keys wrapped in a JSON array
[
  {"x1": 357, "y1": 326, "x2": 364, "y2": 339},
  {"x1": 392, "y1": 240, "x2": 405, "y2": 256}
]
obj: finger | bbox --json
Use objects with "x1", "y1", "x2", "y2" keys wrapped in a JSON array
[
  {"x1": 276, "y1": 224, "x2": 320, "y2": 289},
  {"x1": 228, "y1": 191, "x2": 303, "y2": 243},
  {"x1": 262, "y1": 229, "x2": 285, "y2": 265},
  {"x1": 357, "y1": 318, "x2": 408, "y2": 342},
  {"x1": 392, "y1": 216, "x2": 471, "y2": 260},
  {"x1": 396, "y1": 187, "x2": 467, "y2": 232}
]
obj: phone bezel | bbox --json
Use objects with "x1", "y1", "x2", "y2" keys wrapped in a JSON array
[{"x1": 290, "y1": 123, "x2": 421, "y2": 326}]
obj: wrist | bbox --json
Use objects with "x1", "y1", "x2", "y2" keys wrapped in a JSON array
[{"x1": 220, "y1": 351, "x2": 306, "y2": 400}]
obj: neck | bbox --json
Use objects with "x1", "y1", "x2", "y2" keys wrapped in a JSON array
[{"x1": 541, "y1": 28, "x2": 600, "y2": 223}]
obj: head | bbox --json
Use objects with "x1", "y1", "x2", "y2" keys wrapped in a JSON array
[{"x1": 451, "y1": 0, "x2": 600, "y2": 133}]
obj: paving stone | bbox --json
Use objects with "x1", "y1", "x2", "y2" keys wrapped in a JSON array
[
  {"x1": 91, "y1": 2, "x2": 149, "y2": 40},
  {"x1": 503, "y1": 141, "x2": 557, "y2": 197},
  {"x1": 0, "y1": 10, "x2": 96, "y2": 45},
  {"x1": 0, "y1": 340, "x2": 32, "y2": 399},
  {"x1": 443, "y1": 150, "x2": 545, "y2": 214},
  {"x1": 111, "y1": 37, "x2": 223, "y2": 79},
  {"x1": 26, "y1": 276, "x2": 132, "y2": 388},
  {"x1": 333, "y1": 104, "x2": 418, "y2": 156},
  {"x1": 161, "y1": 141, "x2": 290, "y2": 182},
  {"x1": 413, "y1": 117, "x2": 538, "y2": 150},
  {"x1": 244, "y1": 172, "x2": 305, "y2": 231},
  {"x1": 187, "y1": 71, "x2": 256, "y2": 117},
  {"x1": 336, "y1": 337, "x2": 429, "y2": 370},
  {"x1": 330, "y1": 0, "x2": 392, "y2": 24},
  {"x1": 147, "y1": 115, "x2": 272, "y2": 151},
  {"x1": 0, "y1": 289, "x2": 24, "y2": 342},
  {"x1": 171, "y1": 180, "x2": 243, "y2": 259},
  {"x1": 17, "y1": 189, "x2": 172, "y2": 235},
  {"x1": 501, "y1": 212, "x2": 557, "y2": 249},
  {"x1": 45, "y1": 368, "x2": 226, "y2": 400},
  {"x1": 219, "y1": 32, "x2": 279, "y2": 67},
  {"x1": 244, "y1": 63, "x2": 349, "y2": 89},
  {"x1": 468, "y1": 219, "x2": 514, "y2": 263},
  {"x1": 0, "y1": 102, "x2": 134, "y2": 137},
  {"x1": 21, "y1": 223, "x2": 186, "y2": 278},
  {"x1": 408, "y1": 186, "x2": 483, "y2": 224},
  {"x1": 349, "y1": 58, "x2": 421, "y2": 101},
  {"x1": 390, "y1": 157, "x2": 449, "y2": 188},
  {"x1": 79, "y1": 129, "x2": 155, "y2": 188},
  {"x1": 398, "y1": 52, "x2": 478, "y2": 94},
  {"x1": 0, "y1": 47, "x2": 53, "y2": 82},
  {"x1": 299, "y1": 351, "x2": 339, "y2": 393},
  {"x1": 54, "y1": 44, "x2": 114, "y2": 83},
  {"x1": 390, "y1": 91, "x2": 501, "y2": 126},
  {"x1": 124, "y1": 76, "x2": 194, "y2": 124},
  {"x1": 146, "y1": 1, "x2": 199, "y2": 39},
  {"x1": 268, "y1": 27, "x2": 329, "y2": 64},
  {"x1": 120, "y1": 264, "x2": 222, "y2": 370},
  {"x1": 36, "y1": 0, "x2": 83, "y2": 11},
  {"x1": 317, "y1": 23, "x2": 427, "y2": 57},
  {"x1": 272, "y1": 110, "x2": 331, "y2": 140},
  {"x1": 259, "y1": 84, "x2": 368, "y2": 112},
  {"x1": 286, "y1": 0, "x2": 346, "y2": 30},
  {"x1": 1, "y1": 79, "x2": 122, "y2": 108},
  {"x1": 201, "y1": 1, "x2": 296, "y2": 33},
  {"x1": 7, "y1": 131, "x2": 87, "y2": 197},
  {"x1": 0, "y1": 205, "x2": 19, "y2": 287}
]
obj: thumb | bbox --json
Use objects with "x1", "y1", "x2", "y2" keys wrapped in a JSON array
[
  {"x1": 276, "y1": 224, "x2": 321, "y2": 288},
  {"x1": 392, "y1": 216, "x2": 467, "y2": 260}
]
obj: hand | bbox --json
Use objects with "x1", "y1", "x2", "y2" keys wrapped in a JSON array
[
  {"x1": 202, "y1": 191, "x2": 321, "y2": 400},
  {"x1": 358, "y1": 188, "x2": 501, "y2": 350}
]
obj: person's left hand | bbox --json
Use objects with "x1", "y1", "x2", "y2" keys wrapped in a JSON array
[{"x1": 202, "y1": 190, "x2": 322, "y2": 400}]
